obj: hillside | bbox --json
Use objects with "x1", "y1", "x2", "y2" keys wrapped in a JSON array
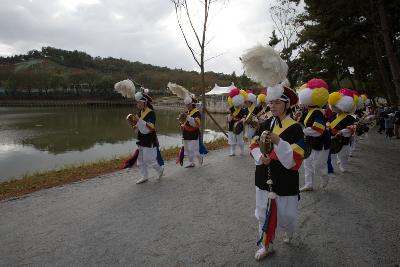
[{"x1": 0, "y1": 47, "x2": 254, "y2": 98}]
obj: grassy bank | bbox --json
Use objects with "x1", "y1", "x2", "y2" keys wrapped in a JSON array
[{"x1": 0, "y1": 139, "x2": 228, "y2": 201}]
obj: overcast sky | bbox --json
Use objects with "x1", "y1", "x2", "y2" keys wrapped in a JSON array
[{"x1": 0, "y1": 0, "x2": 278, "y2": 74}]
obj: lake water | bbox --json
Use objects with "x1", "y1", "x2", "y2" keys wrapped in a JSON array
[{"x1": 0, "y1": 107, "x2": 227, "y2": 181}]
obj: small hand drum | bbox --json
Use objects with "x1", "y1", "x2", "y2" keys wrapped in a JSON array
[
  {"x1": 126, "y1": 114, "x2": 137, "y2": 127},
  {"x1": 233, "y1": 121, "x2": 244, "y2": 135},
  {"x1": 259, "y1": 130, "x2": 274, "y2": 155},
  {"x1": 303, "y1": 136, "x2": 312, "y2": 159},
  {"x1": 177, "y1": 112, "x2": 188, "y2": 124},
  {"x1": 330, "y1": 135, "x2": 343, "y2": 154},
  {"x1": 249, "y1": 116, "x2": 260, "y2": 129}
]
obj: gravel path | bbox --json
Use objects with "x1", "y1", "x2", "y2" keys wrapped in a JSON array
[{"x1": 0, "y1": 132, "x2": 399, "y2": 266}]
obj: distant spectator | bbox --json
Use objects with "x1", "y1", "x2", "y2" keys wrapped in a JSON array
[
  {"x1": 377, "y1": 107, "x2": 386, "y2": 134},
  {"x1": 384, "y1": 113, "x2": 395, "y2": 138},
  {"x1": 394, "y1": 109, "x2": 400, "y2": 139}
]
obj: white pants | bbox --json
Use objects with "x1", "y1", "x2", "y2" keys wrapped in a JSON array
[
  {"x1": 255, "y1": 187, "x2": 298, "y2": 246},
  {"x1": 246, "y1": 125, "x2": 256, "y2": 140},
  {"x1": 228, "y1": 131, "x2": 244, "y2": 145},
  {"x1": 183, "y1": 139, "x2": 200, "y2": 164},
  {"x1": 350, "y1": 136, "x2": 358, "y2": 155},
  {"x1": 303, "y1": 149, "x2": 330, "y2": 188},
  {"x1": 137, "y1": 146, "x2": 163, "y2": 179},
  {"x1": 228, "y1": 131, "x2": 244, "y2": 155},
  {"x1": 335, "y1": 144, "x2": 350, "y2": 171}
]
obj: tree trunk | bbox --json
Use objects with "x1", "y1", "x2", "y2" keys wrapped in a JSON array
[
  {"x1": 377, "y1": 0, "x2": 400, "y2": 104},
  {"x1": 200, "y1": 66, "x2": 206, "y2": 138},
  {"x1": 372, "y1": 31, "x2": 398, "y2": 104},
  {"x1": 335, "y1": 73, "x2": 342, "y2": 88},
  {"x1": 199, "y1": 0, "x2": 208, "y2": 139}
]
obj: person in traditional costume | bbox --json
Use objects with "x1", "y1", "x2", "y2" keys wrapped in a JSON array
[
  {"x1": 327, "y1": 88, "x2": 357, "y2": 173},
  {"x1": 241, "y1": 45, "x2": 305, "y2": 261},
  {"x1": 180, "y1": 95, "x2": 203, "y2": 167},
  {"x1": 227, "y1": 88, "x2": 248, "y2": 156},
  {"x1": 114, "y1": 79, "x2": 165, "y2": 184},
  {"x1": 297, "y1": 78, "x2": 330, "y2": 191},
  {"x1": 360, "y1": 94, "x2": 372, "y2": 140},
  {"x1": 323, "y1": 105, "x2": 336, "y2": 175},
  {"x1": 349, "y1": 91, "x2": 365, "y2": 156},
  {"x1": 167, "y1": 82, "x2": 207, "y2": 167},
  {"x1": 131, "y1": 91, "x2": 165, "y2": 184},
  {"x1": 244, "y1": 90, "x2": 260, "y2": 140},
  {"x1": 256, "y1": 93, "x2": 271, "y2": 121}
]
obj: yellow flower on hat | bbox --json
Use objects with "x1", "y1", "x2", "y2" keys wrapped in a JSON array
[{"x1": 328, "y1": 92, "x2": 342, "y2": 106}]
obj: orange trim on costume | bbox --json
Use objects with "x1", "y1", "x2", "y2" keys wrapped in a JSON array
[
  {"x1": 311, "y1": 125, "x2": 324, "y2": 134},
  {"x1": 346, "y1": 126, "x2": 354, "y2": 133},
  {"x1": 250, "y1": 143, "x2": 259, "y2": 150},
  {"x1": 182, "y1": 125, "x2": 198, "y2": 132},
  {"x1": 146, "y1": 122, "x2": 155, "y2": 131},
  {"x1": 269, "y1": 150, "x2": 278, "y2": 161},
  {"x1": 291, "y1": 151, "x2": 303, "y2": 171}
]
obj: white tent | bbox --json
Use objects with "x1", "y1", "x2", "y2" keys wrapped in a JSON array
[{"x1": 205, "y1": 82, "x2": 236, "y2": 96}]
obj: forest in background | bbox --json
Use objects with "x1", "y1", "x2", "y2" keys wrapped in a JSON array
[
  {"x1": 0, "y1": 46, "x2": 253, "y2": 99},
  {"x1": 269, "y1": 0, "x2": 400, "y2": 104}
]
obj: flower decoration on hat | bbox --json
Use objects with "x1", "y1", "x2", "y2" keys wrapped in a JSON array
[
  {"x1": 360, "y1": 94, "x2": 370, "y2": 107},
  {"x1": 240, "y1": 89, "x2": 248, "y2": 102},
  {"x1": 328, "y1": 88, "x2": 357, "y2": 113},
  {"x1": 352, "y1": 90, "x2": 365, "y2": 110},
  {"x1": 298, "y1": 78, "x2": 329, "y2": 108},
  {"x1": 257, "y1": 93, "x2": 267, "y2": 105},
  {"x1": 351, "y1": 90, "x2": 360, "y2": 112},
  {"x1": 246, "y1": 90, "x2": 257, "y2": 104},
  {"x1": 228, "y1": 88, "x2": 246, "y2": 107}
]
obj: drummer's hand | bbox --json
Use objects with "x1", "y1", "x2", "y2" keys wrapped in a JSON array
[
  {"x1": 126, "y1": 113, "x2": 133, "y2": 121},
  {"x1": 132, "y1": 115, "x2": 140, "y2": 122},
  {"x1": 268, "y1": 132, "x2": 280, "y2": 145},
  {"x1": 335, "y1": 131, "x2": 342, "y2": 136},
  {"x1": 261, "y1": 155, "x2": 271, "y2": 165}
]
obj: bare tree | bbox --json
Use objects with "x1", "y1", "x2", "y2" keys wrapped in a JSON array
[
  {"x1": 269, "y1": 0, "x2": 302, "y2": 59},
  {"x1": 269, "y1": 0, "x2": 303, "y2": 85},
  {"x1": 170, "y1": 0, "x2": 228, "y2": 137}
]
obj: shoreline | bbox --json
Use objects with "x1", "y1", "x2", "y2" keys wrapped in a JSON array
[
  {"x1": 0, "y1": 100, "x2": 229, "y2": 113},
  {"x1": 0, "y1": 99, "x2": 184, "y2": 108},
  {"x1": 0, "y1": 138, "x2": 228, "y2": 201}
]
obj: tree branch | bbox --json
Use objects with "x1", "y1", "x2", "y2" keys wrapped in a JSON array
[
  {"x1": 205, "y1": 52, "x2": 224, "y2": 62},
  {"x1": 183, "y1": 0, "x2": 202, "y2": 48},
  {"x1": 172, "y1": 1, "x2": 201, "y2": 67}
]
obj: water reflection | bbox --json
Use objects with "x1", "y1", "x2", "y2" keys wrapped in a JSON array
[{"x1": 0, "y1": 107, "x2": 227, "y2": 181}]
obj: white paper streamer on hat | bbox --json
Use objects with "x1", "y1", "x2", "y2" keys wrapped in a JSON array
[
  {"x1": 114, "y1": 79, "x2": 136, "y2": 98},
  {"x1": 167, "y1": 82, "x2": 195, "y2": 104},
  {"x1": 241, "y1": 45, "x2": 288, "y2": 87}
]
